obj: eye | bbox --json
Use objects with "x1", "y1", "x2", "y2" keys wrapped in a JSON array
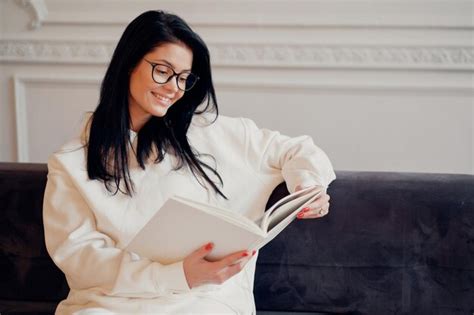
[{"x1": 154, "y1": 65, "x2": 172, "y2": 76}]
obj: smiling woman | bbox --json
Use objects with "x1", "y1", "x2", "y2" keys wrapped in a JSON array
[
  {"x1": 129, "y1": 43, "x2": 194, "y2": 130},
  {"x1": 41, "y1": 10, "x2": 336, "y2": 314}
]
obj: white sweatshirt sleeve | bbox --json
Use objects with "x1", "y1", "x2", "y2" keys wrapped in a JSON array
[
  {"x1": 241, "y1": 117, "x2": 336, "y2": 192},
  {"x1": 43, "y1": 155, "x2": 191, "y2": 297}
]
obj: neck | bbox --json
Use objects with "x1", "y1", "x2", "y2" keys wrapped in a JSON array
[{"x1": 129, "y1": 107, "x2": 151, "y2": 132}]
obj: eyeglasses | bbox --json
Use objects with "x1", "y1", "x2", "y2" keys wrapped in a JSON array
[{"x1": 144, "y1": 59, "x2": 199, "y2": 91}]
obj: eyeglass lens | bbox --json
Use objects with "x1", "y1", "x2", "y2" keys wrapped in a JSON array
[{"x1": 152, "y1": 64, "x2": 198, "y2": 91}]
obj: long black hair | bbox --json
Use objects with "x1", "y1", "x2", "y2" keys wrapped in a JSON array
[{"x1": 86, "y1": 10, "x2": 227, "y2": 199}]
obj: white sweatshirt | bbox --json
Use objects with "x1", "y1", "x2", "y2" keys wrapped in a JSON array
[{"x1": 43, "y1": 114, "x2": 336, "y2": 314}]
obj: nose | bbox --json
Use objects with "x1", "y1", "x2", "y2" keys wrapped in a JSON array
[{"x1": 162, "y1": 75, "x2": 180, "y2": 93}]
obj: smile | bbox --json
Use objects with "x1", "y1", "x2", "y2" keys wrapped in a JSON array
[{"x1": 151, "y1": 92, "x2": 172, "y2": 104}]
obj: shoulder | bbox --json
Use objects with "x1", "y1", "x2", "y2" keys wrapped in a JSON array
[
  {"x1": 48, "y1": 112, "x2": 92, "y2": 173},
  {"x1": 189, "y1": 112, "x2": 265, "y2": 133},
  {"x1": 187, "y1": 113, "x2": 258, "y2": 154},
  {"x1": 188, "y1": 114, "x2": 273, "y2": 148},
  {"x1": 190, "y1": 112, "x2": 243, "y2": 128},
  {"x1": 47, "y1": 137, "x2": 86, "y2": 175},
  {"x1": 189, "y1": 113, "x2": 249, "y2": 137}
]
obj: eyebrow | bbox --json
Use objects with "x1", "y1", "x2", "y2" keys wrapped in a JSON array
[{"x1": 149, "y1": 59, "x2": 192, "y2": 72}]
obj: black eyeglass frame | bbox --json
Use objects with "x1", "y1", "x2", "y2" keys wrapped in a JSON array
[{"x1": 143, "y1": 59, "x2": 199, "y2": 91}]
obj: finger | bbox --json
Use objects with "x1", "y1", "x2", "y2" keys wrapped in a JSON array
[
  {"x1": 213, "y1": 249, "x2": 253, "y2": 269},
  {"x1": 190, "y1": 242, "x2": 214, "y2": 260},
  {"x1": 304, "y1": 194, "x2": 330, "y2": 211},
  {"x1": 296, "y1": 197, "x2": 328, "y2": 218},
  {"x1": 315, "y1": 193, "x2": 330, "y2": 205},
  {"x1": 229, "y1": 251, "x2": 257, "y2": 271},
  {"x1": 231, "y1": 252, "x2": 254, "y2": 268},
  {"x1": 297, "y1": 202, "x2": 330, "y2": 219},
  {"x1": 314, "y1": 203, "x2": 330, "y2": 217},
  {"x1": 215, "y1": 262, "x2": 245, "y2": 284},
  {"x1": 210, "y1": 251, "x2": 255, "y2": 285}
]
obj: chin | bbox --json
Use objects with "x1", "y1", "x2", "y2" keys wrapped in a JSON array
[
  {"x1": 148, "y1": 104, "x2": 171, "y2": 118},
  {"x1": 151, "y1": 111, "x2": 167, "y2": 118}
]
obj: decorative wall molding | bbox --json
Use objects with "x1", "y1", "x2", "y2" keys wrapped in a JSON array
[
  {"x1": 24, "y1": 0, "x2": 474, "y2": 29},
  {"x1": 1, "y1": 40, "x2": 114, "y2": 64},
  {"x1": 17, "y1": 0, "x2": 48, "y2": 30},
  {"x1": 214, "y1": 78, "x2": 474, "y2": 95},
  {"x1": 2, "y1": 40, "x2": 473, "y2": 71},
  {"x1": 211, "y1": 44, "x2": 474, "y2": 70},
  {"x1": 13, "y1": 74, "x2": 101, "y2": 162}
]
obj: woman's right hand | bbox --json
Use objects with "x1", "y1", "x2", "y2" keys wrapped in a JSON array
[{"x1": 183, "y1": 242, "x2": 254, "y2": 289}]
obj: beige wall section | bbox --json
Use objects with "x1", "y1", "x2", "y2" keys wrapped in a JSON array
[{"x1": 0, "y1": 0, "x2": 473, "y2": 174}]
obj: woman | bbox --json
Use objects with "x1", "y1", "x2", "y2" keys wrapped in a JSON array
[{"x1": 43, "y1": 10, "x2": 336, "y2": 314}]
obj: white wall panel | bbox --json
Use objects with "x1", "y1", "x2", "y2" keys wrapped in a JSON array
[
  {"x1": 0, "y1": 0, "x2": 472, "y2": 174},
  {"x1": 13, "y1": 74, "x2": 100, "y2": 162},
  {"x1": 216, "y1": 85, "x2": 472, "y2": 173}
]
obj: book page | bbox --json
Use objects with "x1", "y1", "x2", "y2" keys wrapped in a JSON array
[
  {"x1": 251, "y1": 193, "x2": 320, "y2": 250},
  {"x1": 266, "y1": 190, "x2": 321, "y2": 231},
  {"x1": 260, "y1": 186, "x2": 320, "y2": 231},
  {"x1": 173, "y1": 195, "x2": 262, "y2": 233}
]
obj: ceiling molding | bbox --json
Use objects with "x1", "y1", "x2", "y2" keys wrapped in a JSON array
[
  {"x1": 1, "y1": 40, "x2": 473, "y2": 71},
  {"x1": 21, "y1": 0, "x2": 474, "y2": 30},
  {"x1": 17, "y1": 0, "x2": 48, "y2": 30}
]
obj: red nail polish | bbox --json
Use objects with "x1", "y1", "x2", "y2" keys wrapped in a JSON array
[
  {"x1": 297, "y1": 212, "x2": 304, "y2": 219},
  {"x1": 252, "y1": 250, "x2": 256, "y2": 256},
  {"x1": 242, "y1": 252, "x2": 249, "y2": 257},
  {"x1": 302, "y1": 207, "x2": 310, "y2": 213},
  {"x1": 205, "y1": 243, "x2": 213, "y2": 251}
]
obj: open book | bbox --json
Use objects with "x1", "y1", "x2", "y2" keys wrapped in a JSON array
[{"x1": 125, "y1": 186, "x2": 321, "y2": 264}]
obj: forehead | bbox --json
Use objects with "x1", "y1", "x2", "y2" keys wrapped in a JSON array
[{"x1": 145, "y1": 42, "x2": 193, "y2": 72}]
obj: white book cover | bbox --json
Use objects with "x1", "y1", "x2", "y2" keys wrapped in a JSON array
[{"x1": 125, "y1": 186, "x2": 321, "y2": 264}]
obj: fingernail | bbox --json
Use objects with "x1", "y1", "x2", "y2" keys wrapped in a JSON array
[
  {"x1": 297, "y1": 212, "x2": 305, "y2": 219},
  {"x1": 302, "y1": 207, "x2": 310, "y2": 213},
  {"x1": 205, "y1": 243, "x2": 213, "y2": 251},
  {"x1": 242, "y1": 252, "x2": 249, "y2": 257},
  {"x1": 252, "y1": 250, "x2": 256, "y2": 256}
]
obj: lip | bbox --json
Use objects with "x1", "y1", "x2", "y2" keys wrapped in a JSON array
[{"x1": 151, "y1": 92, "x2": 172, "y2": 105}]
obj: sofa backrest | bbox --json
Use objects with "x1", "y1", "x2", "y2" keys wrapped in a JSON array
[
  {"x1": 256, "y1": 171, "x2": 474, "y2": 314},
  {"x1": 0, "y1": 163, "x2": 68, "y2": 313}
]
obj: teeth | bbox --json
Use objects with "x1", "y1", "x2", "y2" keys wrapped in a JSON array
[{"x1": 152, "y1": 93, "x2": 171, "y2": 103}]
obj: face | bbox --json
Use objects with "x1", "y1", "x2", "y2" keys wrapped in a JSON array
[{"x1": 128, "y1": 42, "x2": 193, "y2": 131}]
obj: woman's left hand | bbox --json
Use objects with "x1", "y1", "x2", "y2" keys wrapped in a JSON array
[{"x1": 294, "y1": 184, "x2": 330, "y2": 219}]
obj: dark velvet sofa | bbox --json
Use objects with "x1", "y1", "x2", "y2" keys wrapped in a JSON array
[{"x1": 0, "y1": 162, "x2": 473, "y2": 314}]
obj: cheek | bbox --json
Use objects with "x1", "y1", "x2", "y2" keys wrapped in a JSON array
[
  {"x1": 134, "y1": 85, "x2": 155, "y2": 106},
  {"x1": 129, "y1": 76, "x2": 143, "y2": 100},
  {"x1": 130, "y1": 71, "x2": 152, "y2": 100}
]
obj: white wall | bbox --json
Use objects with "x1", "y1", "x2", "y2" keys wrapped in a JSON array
[{"x1": 1, "y1": 0, "x2": 473, "y2": 174}]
